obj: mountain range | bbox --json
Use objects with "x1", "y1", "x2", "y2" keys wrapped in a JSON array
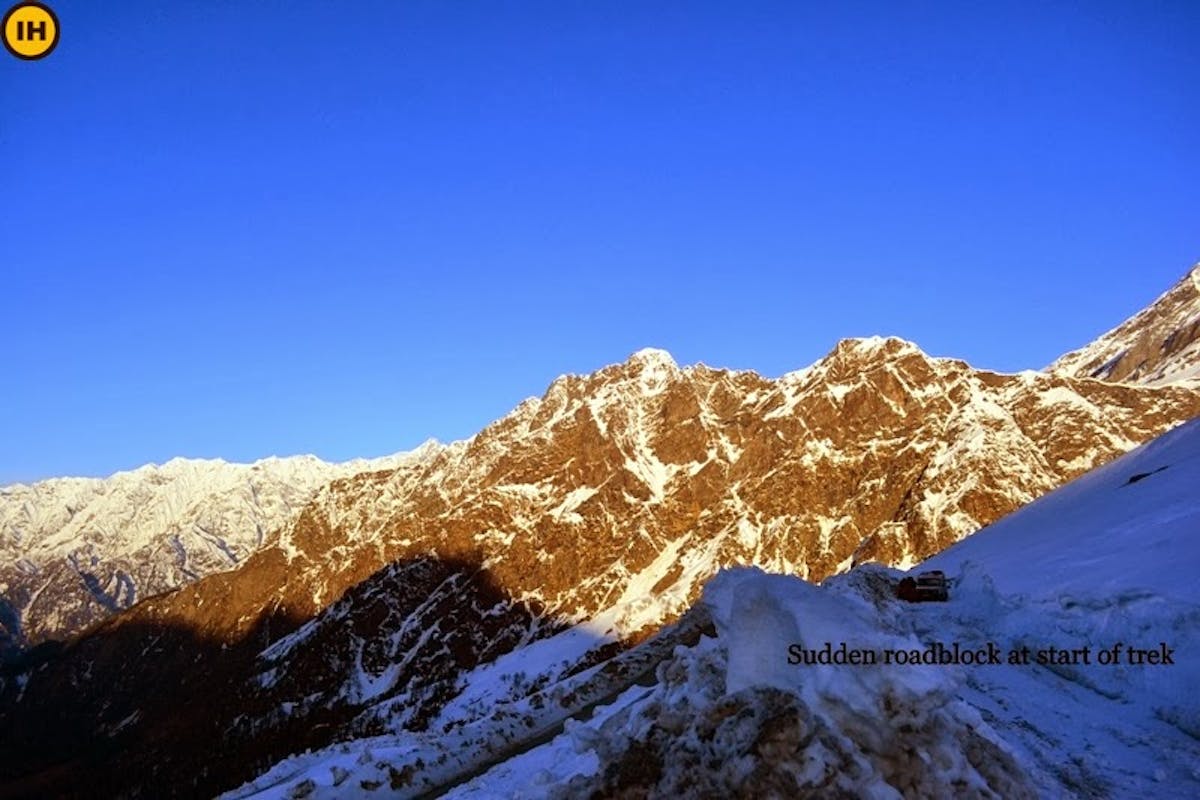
[
  {"x1": 1, "y1": 262, "x2": 1198, "y2": 798},
  {"x1": 0, "y1": 447, "x2": 442, "y2": 659}
]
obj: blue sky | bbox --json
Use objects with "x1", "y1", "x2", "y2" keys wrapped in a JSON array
[{"x1": 2, "y1": 1, "x2": 1198, "y2": 483}]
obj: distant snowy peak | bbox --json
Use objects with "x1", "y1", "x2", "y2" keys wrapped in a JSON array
[
  {"x1": 0, "y1": 443, "x2": 443, "y2": 653},
  {"x1": 627, "y1": 346, "x2": 678, "y2": 368},
  {"x1": 1050, "y1": 262, "x2": 1200, "y2": 385}
]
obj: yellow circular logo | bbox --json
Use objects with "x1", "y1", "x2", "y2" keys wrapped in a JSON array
[{"x1": 3, "y1": 2, "x2": 59, "y2": 60}]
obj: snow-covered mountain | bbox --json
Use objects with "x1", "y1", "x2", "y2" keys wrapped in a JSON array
[
  {"x1": 3, "y1": 331, "x2": 1198, "y2": 798},
  {"x1": 10, "y1": 259, "x2": 1195, "y2": 663},
  {"x1": 0, "y1": 445, "x2": 442, "y2": 657},
  {"x1": 1050, "y1": 262, "x2": 1200, "y2": 385},
  {"x1": 231, "y1": 414, "x2": 1200, "y2": 799}
]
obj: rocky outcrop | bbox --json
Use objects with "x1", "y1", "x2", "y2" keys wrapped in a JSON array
[{"x1": 1051, "y1": 262, "x2": 1200, "y2": 385}]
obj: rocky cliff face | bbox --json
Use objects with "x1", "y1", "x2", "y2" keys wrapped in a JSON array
[
  {"x1": 4, "y1": 334, "x2": 1198, "y2": 798},
  {"x1": 254, "y1": 337, "x2": 1200, "y2": 624},
  {"x1": 1051, "y1": 262, "x2": 1200, "y2": 385},
  {"x1": 0, "y1": 447, "x2": 439, "y2": 659}
]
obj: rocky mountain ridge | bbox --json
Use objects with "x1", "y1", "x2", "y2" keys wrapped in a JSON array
[
  {"x1": 1050, "y1": 261, "x2": 1200, "y2": 385},
  {"x1": 4, "y1": 329, "x2": 1200, "y2": 797},
  {"x1": 4, "y1": 264, "x2": 1200, "y2": 797},
  {"x1": 6, "y1": 262, "x2": 1197, "y2": 663}
]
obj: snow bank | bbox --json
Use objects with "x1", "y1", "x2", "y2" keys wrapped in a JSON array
[{"x1": 551, "y1": 567, "x2": 1035, "y2": 798}]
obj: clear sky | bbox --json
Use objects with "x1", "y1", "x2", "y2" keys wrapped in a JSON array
[{"x1": 2, "y1": 1, "x2": 1198, "y2": 483}]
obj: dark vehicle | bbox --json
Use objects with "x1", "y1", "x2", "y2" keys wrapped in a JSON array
[{"x1": 897, "y1": 570, "x2": 949, "y2": 602}]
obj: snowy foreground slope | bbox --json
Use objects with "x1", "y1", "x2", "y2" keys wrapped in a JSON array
[{"x1": 230, "y1": 418, "x2": 1200, "y2": 799}]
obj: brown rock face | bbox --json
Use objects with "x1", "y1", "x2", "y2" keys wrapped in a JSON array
[
  {"x1": 2, "y1": 339, "x2": 1199, "y2": 797},
  {"x1": 189, "y1": 339, "x2": 1197, "y2": 643},
  {"x1": 1051, "y1": 262, "x2": 1200, "y2": 385}
]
